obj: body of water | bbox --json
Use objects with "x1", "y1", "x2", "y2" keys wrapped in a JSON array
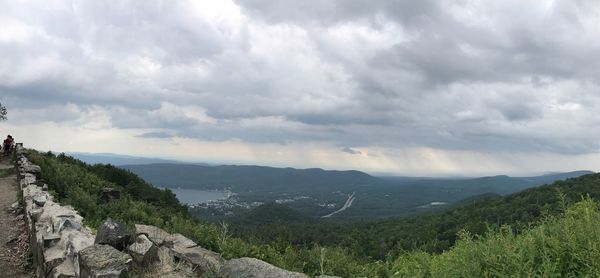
[{"x1": 164, "y1": 188, "x2": 229, "y2": 205}]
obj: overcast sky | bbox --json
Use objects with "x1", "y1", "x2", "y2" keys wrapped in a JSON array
[{"x1": 1, "y1": 0, "x2": 600, "y2": 176}]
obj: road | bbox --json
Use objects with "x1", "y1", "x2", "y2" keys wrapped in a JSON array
[{"x1": 322, "y1": 192, "x2": 356, "y2": 218}]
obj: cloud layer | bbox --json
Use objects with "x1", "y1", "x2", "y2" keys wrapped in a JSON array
[{"x1": 1, "y1": 0, "x2": 600, "y2": 174}]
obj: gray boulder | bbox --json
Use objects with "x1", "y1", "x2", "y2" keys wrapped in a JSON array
[
  {"x1": 95, "y1": 218, "x2": 130, "y2": 250},
  {"x1": 168, "y1": 244, "x2": 222, "y2": 275},
  {"x1": 22, "y1": 164, "x2": 42, "y2": 178},
  {"x1": 79, "y1": 244, "x2": 132, "y2": 278},
  {"x1": 33, "y1": 193, "x2": 48, "y2": 207},
  {"x1": 219, "y1": 257, "x2": 309, "y2": 278},
  {"x1": 128, "y1": 234, "x2": 158, "y2": 266},
  {"x1": 135, "y1": 224, "x2": 170, "y2": 246},
  {"x1": 164, "y1": 233, "x2": 198, "y2": 249}
]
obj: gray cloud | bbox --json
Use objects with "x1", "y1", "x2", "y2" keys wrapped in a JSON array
[
  {"x1": 2, "y1": 0, "x2": 600, "y2": 157},
  {"x1": 341, "y1": 147, "x2": 361, "y2": 155},
  {"x1": 136, "y1": 131, "x2": 174, "y2": 139}
]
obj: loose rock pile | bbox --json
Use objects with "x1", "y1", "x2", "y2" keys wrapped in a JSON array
[{"x1": 15, "y1": 145, "x2": 338, "y2": 278}]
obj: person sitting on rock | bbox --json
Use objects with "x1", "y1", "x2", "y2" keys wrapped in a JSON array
[{"x1": 3, "y1": 135, "x2": 13, "y2": 154}]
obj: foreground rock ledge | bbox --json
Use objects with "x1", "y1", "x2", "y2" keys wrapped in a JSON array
[
  {"x1": 219, "y1": 257, "x2": 310, "y2": 278},
  {"x1": 79, "y1": 244, "x2": 133, "y2": 278},
  {"x1": 17, "y1": 145, "x2": 336, "y2": 278}
]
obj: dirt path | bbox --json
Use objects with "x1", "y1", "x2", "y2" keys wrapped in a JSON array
[{"x1": 0, "y1": 154, "x2": 31, "y2": 277}]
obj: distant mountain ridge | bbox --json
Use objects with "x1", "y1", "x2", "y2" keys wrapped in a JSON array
[
  {"x1": 67, "y1": 152, "x2": 209, "y2": 166},
  {"x1": 122, "y1": 163, "x2": 378, "y2": 193},
  {"x1": 123, "y1": 163, "x2": 593, "y2": 218}
]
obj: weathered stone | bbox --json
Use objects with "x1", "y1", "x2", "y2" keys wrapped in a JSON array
[
  {"x1": 164, "y1": 233, "x2": 197, "y2": 249},
  {"x1": 79, "y1": 244, "x2": 132, "y2": 278},
  {"x1": 100, "y1": 188, "x2": 121, "y2": 202},
  {"x1": 22, "y1": 164, "x2": 42, "y2": 178},
  {"x1": 42, "y1": 184, "x2": 49, "y2": 191},
  {"x1": 135, "y1": 224, "x2": 170, "y2": 246},
  {"x1": 168, "y1": 245, "x2": 222, "y2": 275},
  {"x1": 43, "y1": 234, "x2": 62, "y2": 248},
  {"x1": 220, "y1": 258, "x2": 309, "y2": 278},
  {"x1": 58, "y1": 218, "x2": 82, "y2": 233},
  {"x1": 49, "y1": 261, "x2": 76, "y2": 278},
  {"x1": 30, "y1": 207, "x2": 43, "y2": 222},
  {"x1": 43, "y1": 248, "x2": 67, "y2": 276},
  {"x1": 16, "y1": 146, "x2": 27, "y2": 155},
  {"x1": 128, "y1": 234, "x2": 158, "y2": 266},
  {"x1": 316, "y1": 276, "x2": 342, "y2": 278},
  {"x1": 41, "y1": 228, "x2": 94, "y2": 276},
  {"x1": 33, "y1": 193, "x2": 48, "y2": 207},
  {"x1": 95, "y1": 218, "x2": 130, "y2": 251},
  {"x1": 23, "y1": 173, "x2": 37, "y2": 186}
]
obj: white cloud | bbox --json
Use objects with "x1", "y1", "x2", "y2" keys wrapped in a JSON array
[{"x1": 1, "y1": 0, "x2": 600, "y2": 175}]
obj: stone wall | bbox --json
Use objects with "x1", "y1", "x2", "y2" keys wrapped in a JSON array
[{"x1": 15, "y1": 145, "x2": 335, "y2": 278}]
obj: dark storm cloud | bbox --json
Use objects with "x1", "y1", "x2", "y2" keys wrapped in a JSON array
[{"x1": 2, "y1": 0, "x2": 600, "y2": 155}]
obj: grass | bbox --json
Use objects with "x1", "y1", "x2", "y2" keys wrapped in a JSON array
[{"x1": 391, "y1": 197, "x2": 600, "y2": 277}]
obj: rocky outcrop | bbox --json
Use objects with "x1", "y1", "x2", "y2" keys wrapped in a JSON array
[
  {"x1": 16, "y1": 144, "x2": 333, "y2": 278},
  {"x1": 17, "y1": 146, "x2": 131, "y2": 278},
  {"x1": 132, "y1": 225, "x2": 223, "y2": 275},
  {"x1": 79, "y1": 244, "x2": 132, "y2": 278},
  {"x1": 19, "y1": 154, "x2": 95, "y2": 277},
  {"x1": 219, "y1": 258, "x2": 309, "y2": 278}
]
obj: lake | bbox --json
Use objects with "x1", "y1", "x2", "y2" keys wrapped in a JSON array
[{"x1": 164, "y1": 188, "x2": 229, "y2": 205}]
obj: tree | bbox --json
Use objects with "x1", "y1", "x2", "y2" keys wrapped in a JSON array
[{"x1": 0, "y1": 102, "x2": 6, "y2": 120}]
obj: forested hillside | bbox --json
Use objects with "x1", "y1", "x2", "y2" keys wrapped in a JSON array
[
  {"x1": 29, "y1": 151, "x2": 600, "y2": 277},
  {"x1": 223, "y1": 172, "x2": 600, "y2": 260},
  {"x1": 125, "y1": 163, "x2": 591, "y2": 218}
]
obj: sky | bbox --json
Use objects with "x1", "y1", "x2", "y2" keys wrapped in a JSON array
[{"x1": 1, "y1": 0, "x2": 600, "y2": 176}]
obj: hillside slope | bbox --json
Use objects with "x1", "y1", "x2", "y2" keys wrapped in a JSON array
[
  {"x1": 227, "y1": 172, "x2": 600, "y2": 260},
  {"x1": 27, "y1": 151, "x2": 600, "y2": 277},
  {"x1": 124, "y1": 163, "x2": 593, "y2": 218}
]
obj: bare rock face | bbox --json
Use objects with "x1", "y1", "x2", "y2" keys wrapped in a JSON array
[
  {"x1": 95, "y1": 218, "x2": 130, "y2": 251},
  {"x1": 134, "y1": 224, "x2": 171, "y2": 246},
  {"x1": 128, "y1": 234, "x2": 158, "y2": 266},
  {"x1": 219, "y1": 258, "x2": 309, "y2": 278},
  {"x1": 78, "y1": 244, "x2": 132, "y2": 278}
]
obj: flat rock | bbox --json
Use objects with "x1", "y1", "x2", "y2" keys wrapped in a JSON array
[
  {"x1": 169, "y1": 245, "x2": 222, "y2": 275},
  {"x1": 135, "y1": 224, "x2": 170, "y2": 246},
  {"x1": 165, "y1": 233, "x2": 197, "y2": 249},
  {"x1": 95, "y1": 218, "x2": 130, "y2": 250},
  {"x1": 79, "y1": 244, "x2": 132, "y2": 278},
  {"x1": 219, "y1": 257, "x2": 309, "y2": 278}
]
